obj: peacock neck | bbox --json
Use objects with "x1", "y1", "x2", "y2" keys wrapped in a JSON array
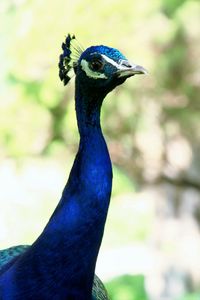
[
  {"x1": 0, "y1": 82, "x2": 113, "y2": 300},
  {"x1": 75, "y1": 79, "x2": 106, "y2": 137}
]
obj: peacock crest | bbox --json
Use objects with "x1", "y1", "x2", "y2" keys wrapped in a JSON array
[{"x1": 59, "y1": 34, "x2": 84, "y2": 85}]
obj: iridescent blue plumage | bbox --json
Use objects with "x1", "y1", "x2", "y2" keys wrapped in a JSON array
[
  {"x1": 0, "y1": 35, "x2": 146, "y2": 299},
  {"x1": 80, "y1": 45, "x2": 126, "y2": 61}
]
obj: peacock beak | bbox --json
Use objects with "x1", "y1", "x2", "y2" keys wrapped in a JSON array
[{"x1": 116, "y1": 61, "x2": 147, "y2": 78}]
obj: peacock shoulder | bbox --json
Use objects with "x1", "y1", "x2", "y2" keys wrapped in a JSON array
[{"x1": 0, "y1": 245, "x2": 110, "y2": 299}]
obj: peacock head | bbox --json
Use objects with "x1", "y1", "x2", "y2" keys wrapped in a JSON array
[{"x1": 59, "y1": 34, "x2": 147, "y2": 94}]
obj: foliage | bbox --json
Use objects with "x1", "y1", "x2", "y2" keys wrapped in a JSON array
[
  {"x1": 1, "y1": 0, "x2": 200, "y2": 181},
  {"x1": 105, "y1": 275, "x2": 148, "y2": 300},
  {"x1": 177, "y1": 293, "x2": 200, "y2": 300}
]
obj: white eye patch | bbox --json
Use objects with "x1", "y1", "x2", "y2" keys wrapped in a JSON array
[{"x1": 80, "y1": 59, "x2": 108, "y2": 79}]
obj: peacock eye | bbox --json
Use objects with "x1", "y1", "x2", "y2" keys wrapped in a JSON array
[{"x1": 89, "y1": 59, "x2": 104, "y2": 72}]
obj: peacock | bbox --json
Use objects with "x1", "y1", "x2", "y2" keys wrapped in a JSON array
[{"x1": 0, "y1": 34, "x2": 146, "y2": 299}]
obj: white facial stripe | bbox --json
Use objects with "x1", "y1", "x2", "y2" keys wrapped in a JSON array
[
  {"x1": 101, "y1": 54, "x2": 122, "y2": 69},
  {"x1": 80, "y1": 59, "x2": 107, "y2": 79},
  {"x1": 101, "y1": 54, "x2": 135, "y2": 70}
]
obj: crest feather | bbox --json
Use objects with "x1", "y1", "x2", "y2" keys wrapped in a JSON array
[{"x1": 59, "y1": 34, "x2": 84, "y2": 85}]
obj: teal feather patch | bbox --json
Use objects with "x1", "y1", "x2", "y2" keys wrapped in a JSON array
[{"x1": 0, "y1": 245, "x2": 29, "y2": 271}]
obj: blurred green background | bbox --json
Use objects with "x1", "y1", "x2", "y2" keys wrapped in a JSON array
[{"x1": 1, "y1": 0, "x2": 200, "y2": 299}]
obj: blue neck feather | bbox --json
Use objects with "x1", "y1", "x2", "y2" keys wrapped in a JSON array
[{"x1": 0, "y1": 79, "x2": 112, "y2": 299}]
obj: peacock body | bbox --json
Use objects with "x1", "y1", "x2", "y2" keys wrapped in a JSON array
[{"x1": 0, "y1": 34, "x2": 146, "y2": 299}]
